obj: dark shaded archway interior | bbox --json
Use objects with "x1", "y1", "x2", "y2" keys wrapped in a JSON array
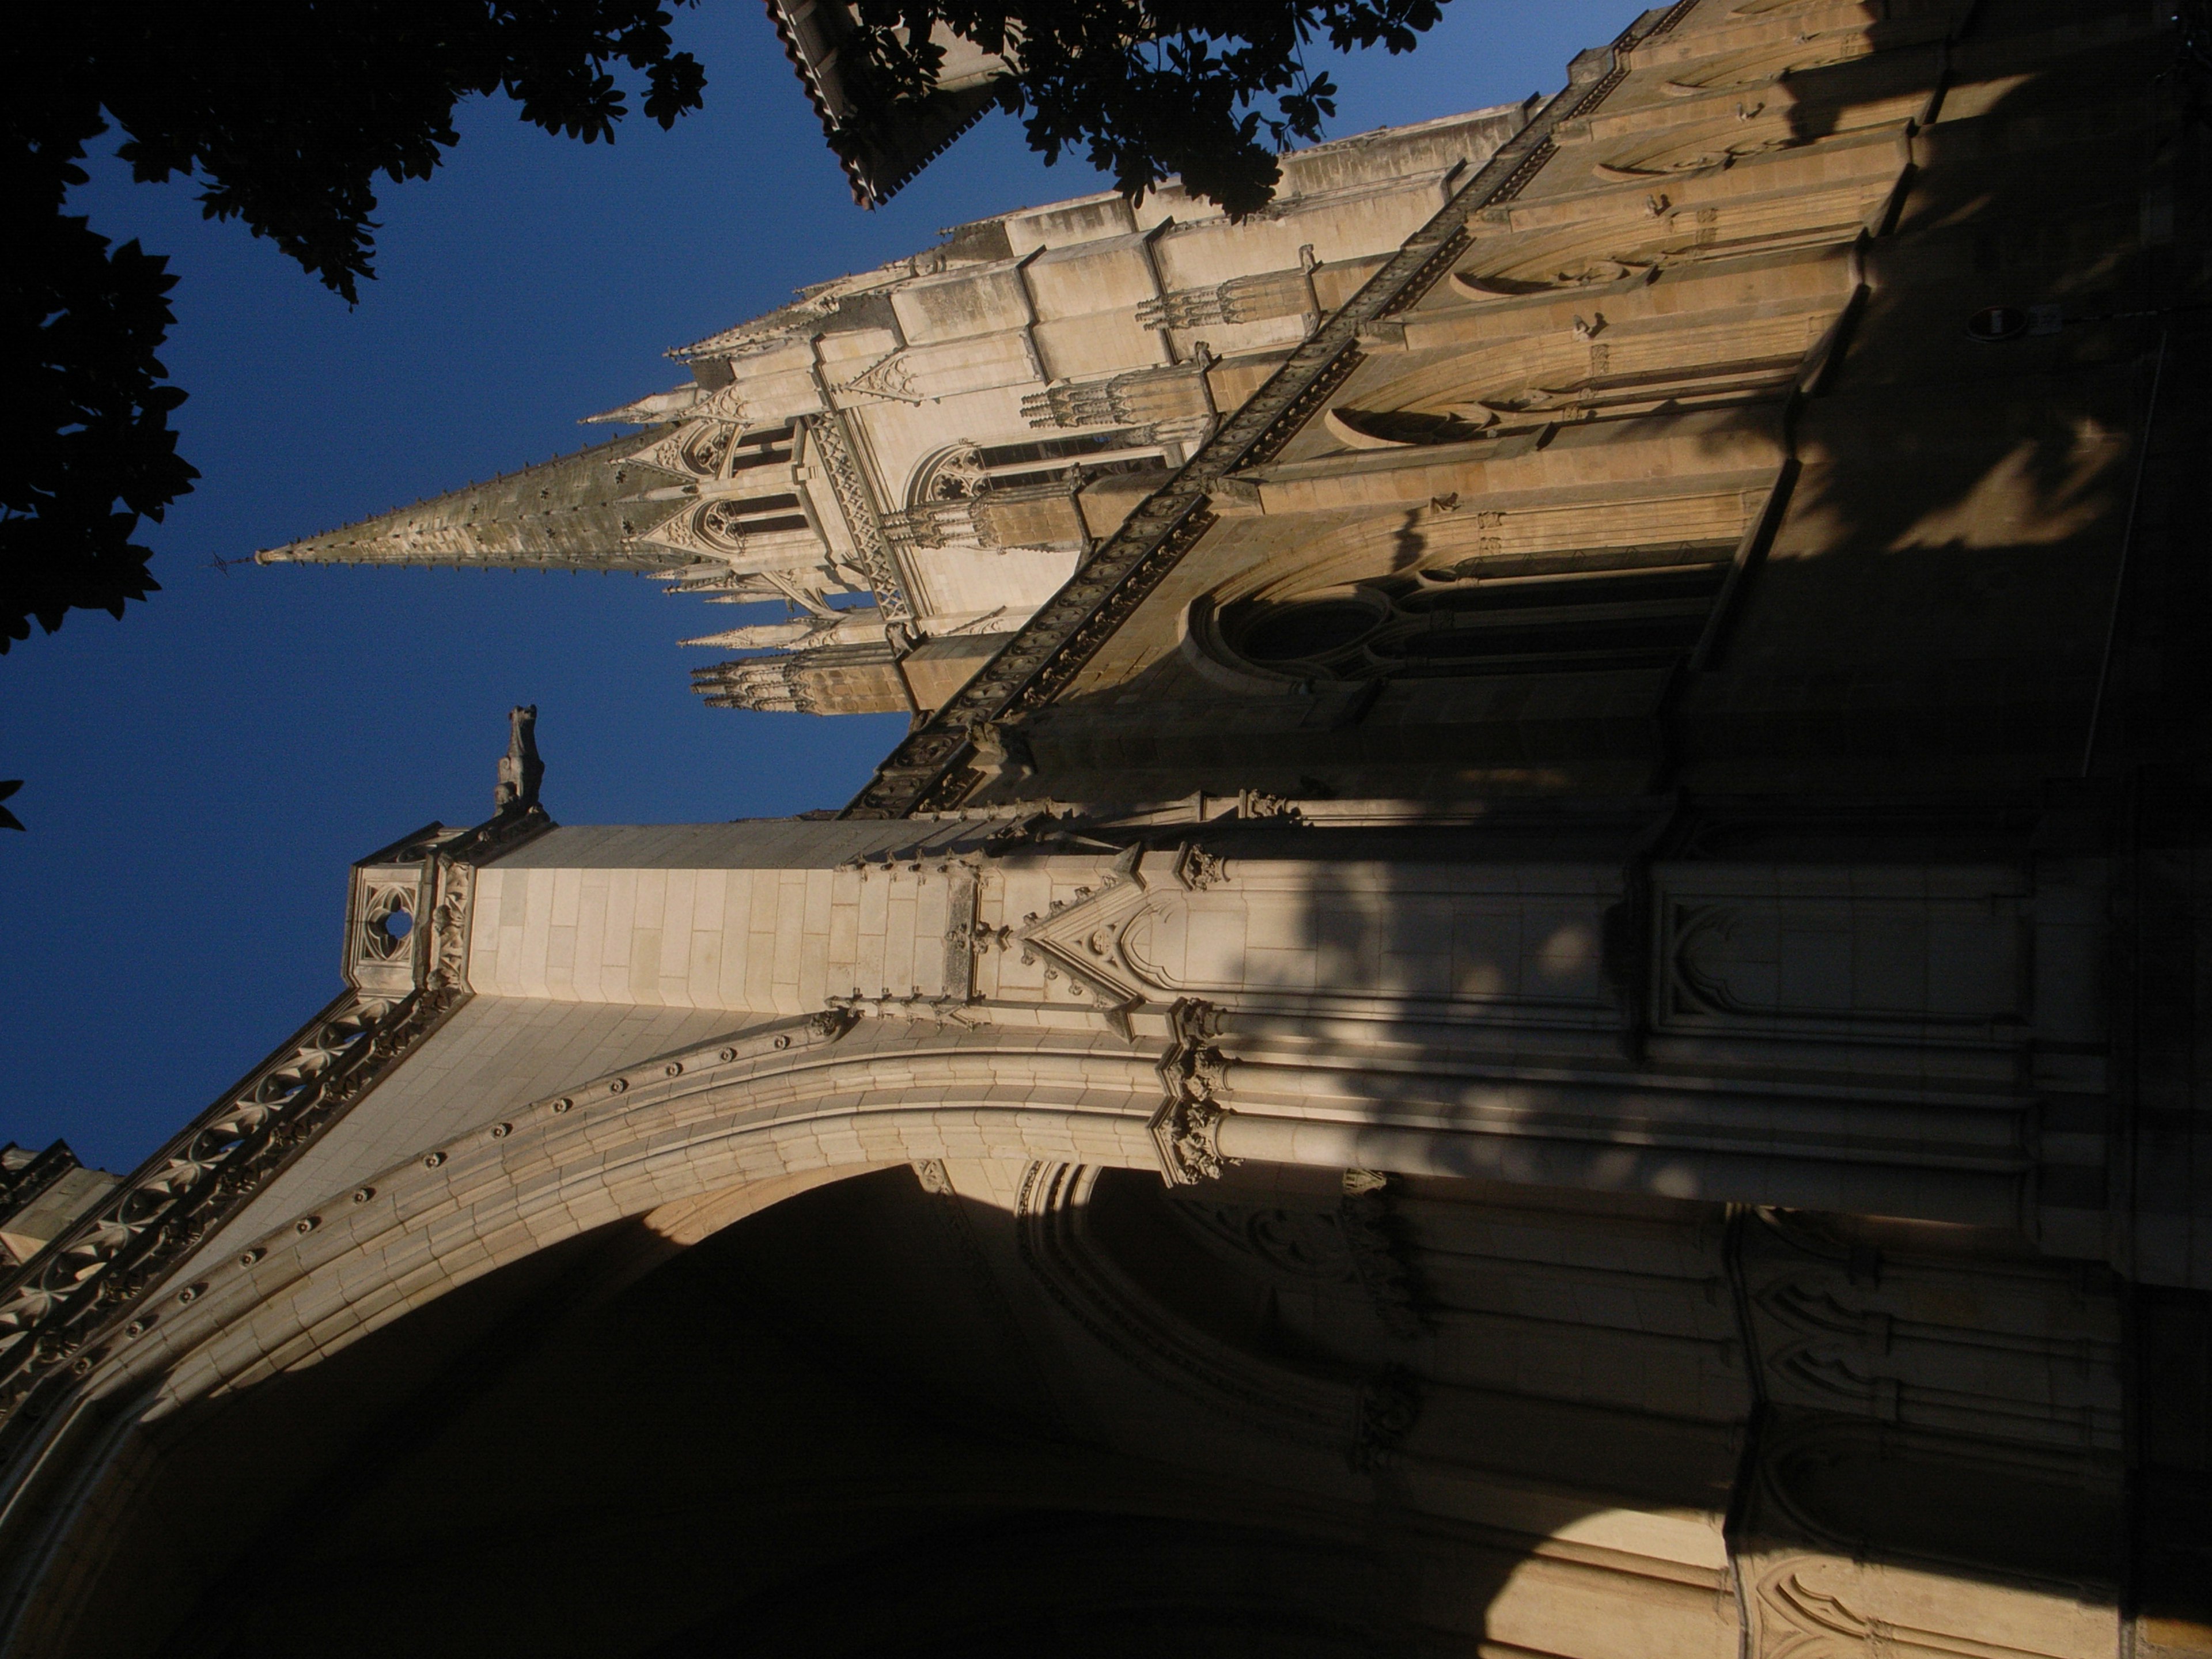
[
  {"x1": 52, "y1": 1153, "x2": 2192, "y2": 1658},
  {"x1": 78, "y1": 1168, "x2": 1523, "y2": 1658}
]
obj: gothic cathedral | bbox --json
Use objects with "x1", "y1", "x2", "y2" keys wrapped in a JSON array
[{"x1": 2, "y1": 1, "x2": 2207, "y2": 1654}]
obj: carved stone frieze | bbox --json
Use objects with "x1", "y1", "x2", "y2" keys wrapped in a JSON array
[
  {"x1": 1750, "y1": 1557, "x2": 2082, "y2": 1659},
  {"x1": 801, "y1": 409, "x2": 913, "y2": 622},
  {"x1": 1172, "y1": 843, "x2": 1229, "y2": 892},
  {"x1": 1149, "y1": 999, "x2": 1236, "y2": 1185}
]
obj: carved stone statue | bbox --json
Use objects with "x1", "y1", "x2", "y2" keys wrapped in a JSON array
[
  {"x1": 964, "y1": 717, "x2": 1035, "y2": 785},
  {"x1": 494, "y1": 704, "x2": 543, "y2": 812}
]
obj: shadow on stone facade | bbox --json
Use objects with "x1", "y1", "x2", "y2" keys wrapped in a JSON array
[{"x1": 60, "y1": 1173, "x2": 1603, "y2": 1657}]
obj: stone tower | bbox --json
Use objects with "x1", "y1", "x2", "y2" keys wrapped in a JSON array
[
  {"x1": 255, "y1": 102, "x2": 1532, "y2": 715},
  {"x1": 3, "y1": 1, "x2": 2208, "y2": 1654}
]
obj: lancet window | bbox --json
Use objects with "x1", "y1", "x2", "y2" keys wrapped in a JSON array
[
  {"x1": 698, "y1": 492, "x2": 810, "y2": 553},
  {"x1": 720, "y1": 423, "x2": 797, "y2": 474},
  {"x1": 623, "y1": 421, "x2": 797, "y2": 488}
]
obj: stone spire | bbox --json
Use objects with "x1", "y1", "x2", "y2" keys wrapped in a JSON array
[{"x1": 253, "y1": 433, "x2": 704, "y2": 575}]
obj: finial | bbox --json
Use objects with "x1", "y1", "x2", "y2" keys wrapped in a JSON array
[{"x1": 495, "y1": 706, "x2": 544, "y2": 812}]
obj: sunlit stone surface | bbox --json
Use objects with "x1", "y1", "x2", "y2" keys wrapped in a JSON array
[{"x1": 3, "y1": 1, "x2": 2208, "y2": 1653}]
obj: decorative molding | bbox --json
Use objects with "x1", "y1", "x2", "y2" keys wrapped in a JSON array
[
  {"x1": 1135, "y1": 266, "x2": 1314, "y2": 332},
  {"x1": 0, "y1": 1145, "x2": 83, "y2": 1234},
  {"x1": 620, "y1": 420, "x2": 738, "y2": 482},
  {"x1": 1016, "y1": 1157, "x2": 1426, "y2": 1474},
  {"x1": 1018, "y1": 364, "x2": 1214, "y2": 434},
  {"x1": 1012, "y1": 845, "x2": 1152, "y2": 1025},
  {"x1": 1653, "y1": 880, "x2": 2029, "y2": 1039},
  {"x1": 685, "y1": 383, "x2": 753, "y2": 425},
  {"x1": 1351, "y1": 1366, "x2": 1422, "y2": 1472},
  {"x1": 0, "y1": 988, "x2": 444, "y2": 1461},
  {"x1": 1175, "y1": 1179, "x2": 1423, "y2": 1342},
  {"x1": 1149, "y1": 999, "x2": 1236, "y2": 1185},
  {"x1": 1173, "y1": 843, "x2": 1228, "y2": 891},
  {"x1": 1741, "y1": 1222, "x2": 2126, "y2": 1449},
  {"x1": 1756, "y1": 1562, "x2": 1886, "y2": 1659},
  {"x1": 1752, "y1": 1559, "x2": 2057, "y2": 1659},
  {"x1": 801, "y1": 410, "x2": 912, "y2": 623},
  {"x1": 633, "y1": 503, "x2": 712, "y2": 557},
  {"x1": 1182, "y1": 1203, "x2": 1361, "y2": 1282},
  {"x1": 842, "y1": 1, "x2": 1668, "y2": 819},
  {"x1": 824, "y1": 990, "x2": 990, "y2": 1027},
  {"x1": 691, "y1": 639, "x2": 902, "y2": 714},
  {"x1": 1337, "y1": 1178, "x2": 1426, "y2": 1341}
]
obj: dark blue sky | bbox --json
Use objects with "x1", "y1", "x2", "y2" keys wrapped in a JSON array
[{"x1": 1, "y1": 1, "x2": 1637, "y2": 1172}]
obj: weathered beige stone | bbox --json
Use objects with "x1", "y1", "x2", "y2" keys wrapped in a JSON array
[{"x1": 3, "y1": 0, "x2": 2206, "y2": 1653}]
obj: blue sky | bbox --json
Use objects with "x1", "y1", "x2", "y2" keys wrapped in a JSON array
[{"x1": 1, "y1": 0, "x2": 1639, "y2": 1171}]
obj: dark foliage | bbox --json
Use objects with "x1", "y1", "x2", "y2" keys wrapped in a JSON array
[
  {"x1": 844, "y1": 0, "x2": 1449, "y2": 215},
  {"x1": 2, "y1": 133, "x2": 195, "y2": 651},
  {"x1": 2, "y1": 0, "x2": 706, "y2": 652}
]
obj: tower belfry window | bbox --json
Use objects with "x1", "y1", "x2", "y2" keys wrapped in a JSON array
[{"x1": 726, "y1": 425, "x2": 796, "y2": 472}]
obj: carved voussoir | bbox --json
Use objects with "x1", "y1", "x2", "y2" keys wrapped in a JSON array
[{"x1": 1150, "y1": 999, "x2": 1237, "y2": 1185}]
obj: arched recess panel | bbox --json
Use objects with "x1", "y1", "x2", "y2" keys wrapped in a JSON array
[
  {"x1": 1445, "y1": 127, "x2": 1906, "y2": 301},
  {"x1": 1567, "y1": 40, "x2": 1940, "y2": 184},
  {"x1": 1176, "y1": 476, "x2": 1774, "y2": 696}
]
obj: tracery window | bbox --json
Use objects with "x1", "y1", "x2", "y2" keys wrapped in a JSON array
[
  {"x1": 672, "y1": 421, "x2": 796, "y2": 481},
  {"x1": 697, "y1": 492, "x2": 809, "y2": 552}
]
